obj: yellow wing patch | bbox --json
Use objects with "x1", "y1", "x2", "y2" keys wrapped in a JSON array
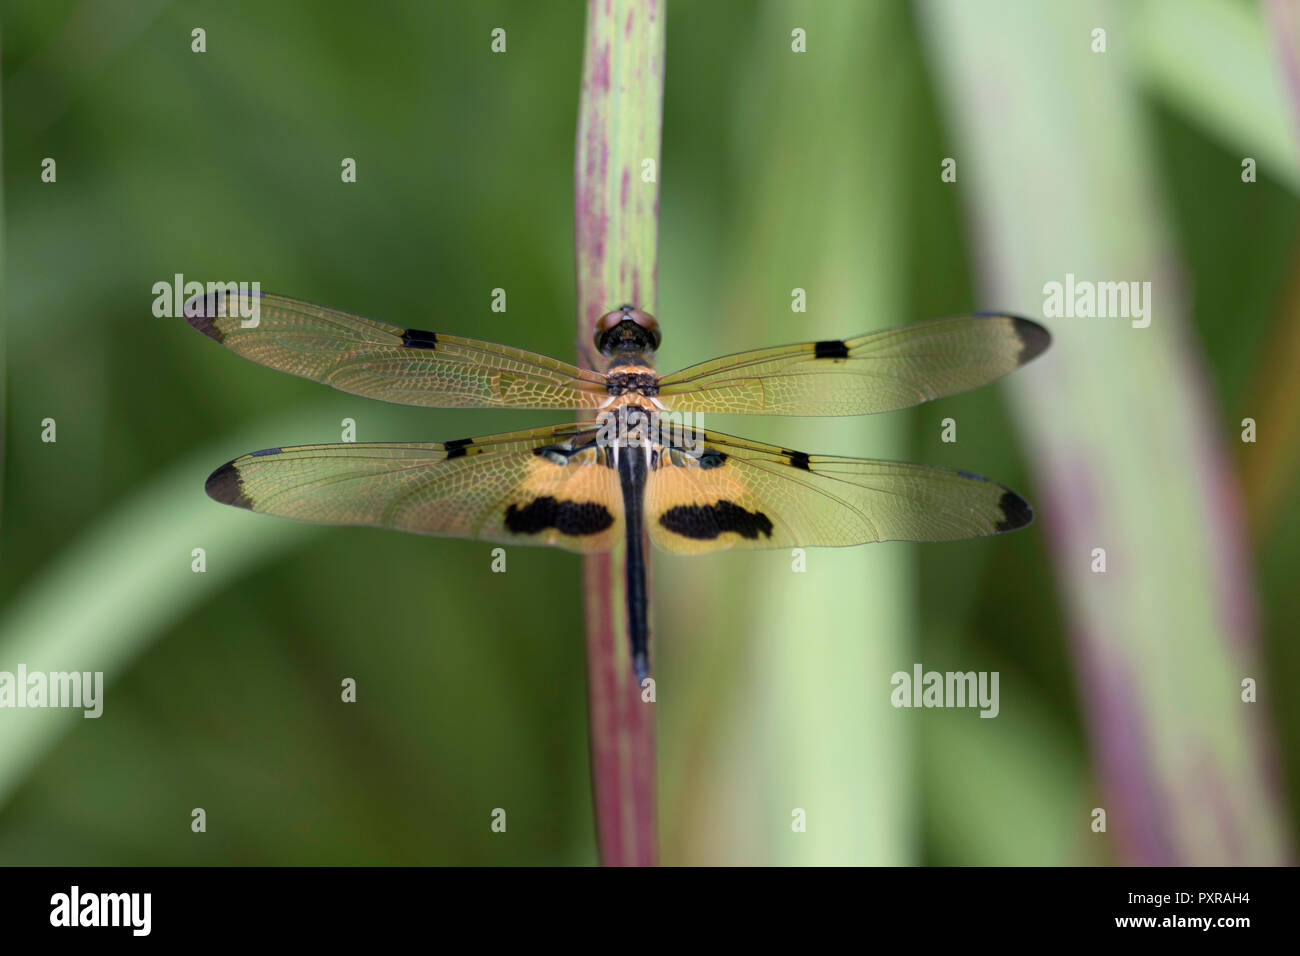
[
  {"x1": 501, "y1": 449, "x2": 623, "y2": 552},
  {"x1": 645, "y1": 451, "x2": 776, "y2": 555},
  {"x1": 205, "y1": 425, "x2": 622, "y2": 553},
  {"x1": 646, "y1": 429, "x2": 1032, "y2": 554}
]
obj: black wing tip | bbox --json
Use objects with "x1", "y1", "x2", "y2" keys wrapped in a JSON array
[
  {"x1": 205, "y1": 460, "x2": 253, "y2": 509},
  {"x1": 994, "y1": 489, "x2": 1034, "y2": 532},
  {"x1": 183, "y1": 291, "x2": 224, "y2": 342},
  {"x1": 970, "y1": 312, "x2": 1051, "y2": 365},
  {"x1": 1009, "y1": 315, "x2": 1051, "y2": 365},
  {"x1": 182, "y1": 288, "x2": 267, "y2": 343}
]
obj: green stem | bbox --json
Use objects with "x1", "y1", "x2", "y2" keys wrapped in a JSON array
[{"x1": 574, "y1": 0, "x2": 665, "y2": 866}]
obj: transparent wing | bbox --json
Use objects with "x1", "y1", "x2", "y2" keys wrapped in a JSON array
[
  {"x1": 647, "y1": 428, "x2": 1032, "y2": 554},
  {"x1": 205, "y1": 423, "x2": 621, "y2": 553},
  {"x1": 185, "y1": 290, "x2": 609, "y2": 410},
  {"x1": 656, "y1": 314, "x2": 1049, "y2": 416}
]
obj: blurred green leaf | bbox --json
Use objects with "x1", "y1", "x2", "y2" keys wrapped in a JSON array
[
  {"x1": 920, "y1": 0, "x2": 1290, "y2": 863},
  {"x1": 1137, "y1": 0, "x2": 1300, "y2": 191},
  {"x1": 0, "y1": 414, "x2": 323, "y2": 806}
]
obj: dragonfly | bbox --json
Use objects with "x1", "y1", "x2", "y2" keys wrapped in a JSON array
[{"x1": 187, "y1": 290, "x2": 1049, "y2": 679}]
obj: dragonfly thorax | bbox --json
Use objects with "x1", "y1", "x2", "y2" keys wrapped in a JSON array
[{"x1": 605, "y1": 367, "x2": 659, "y2": 398}]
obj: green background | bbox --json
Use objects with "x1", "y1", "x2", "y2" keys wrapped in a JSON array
[{"x1": 1, "y1": 0, "x2": 1296, "y2": 864}]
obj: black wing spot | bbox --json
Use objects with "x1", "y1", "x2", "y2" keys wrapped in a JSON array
[
  {"x1": 698, "y1": 448, "x2": 728, "y2": 469},
  {"x1": 813, "y1": 339, "x2": 850, "y2": 359},
  {"x1": 205, "y1": 462, "x2": 253, "y2": 509},
  {"x1": 505, "y1": 497, "x2": 614, "y2": 536},
  {"x1": 786, "y1": 451, "x2": 812, "y2": 471},
  {"x1": 659, "y1": 501, "x2": 773, "y2": 541},
  {"x1": 443, "y1": 437, "x2": 473, "y2": 460},
  {"x1": 994, "y1": 489, "x2": 1034, "y2": 532},
  {"x1": 401, "y1": 327, "x2": 439, "y2": 349},
  {"x1": 957, "y1": 469, "x2": 987, "y2": 482},
  {"x1": 250, "y1": 447, "x2": 282, "y2": 457}
]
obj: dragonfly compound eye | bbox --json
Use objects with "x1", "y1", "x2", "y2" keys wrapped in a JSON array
[{"x1": 594, "y1": 307, "x2": 661, "y2": 354}]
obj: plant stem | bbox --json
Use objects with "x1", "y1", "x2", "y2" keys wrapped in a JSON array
[
  {"x1": 574, "y1": 0, "x2": 664, "y2": 866},
  {"x1": 921, "y1": 0, "x2": 1289, "y2": 863}
]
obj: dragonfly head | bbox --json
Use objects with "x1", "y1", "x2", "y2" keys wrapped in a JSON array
[{"x1": 595, "y1": 305, "x2": 661, "y2": 358}]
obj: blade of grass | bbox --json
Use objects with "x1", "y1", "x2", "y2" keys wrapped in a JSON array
[
  {"x1": 0, "y1": 414, "x2": 328, "y2": 808},
  {"x1": 1267, "y1": 0, "x2": 1300, "y2": 142},
  {"x1": 658, "y1": 0, "x2": 917, "y2": 864},
  {"x1": 1137, "y1": 0, "x2": 1300, "y2": 192},
  {"x1": 920, "y1": 0, "x2": 1290, "y2": 863},
  {"x1": 1243, "y1": 0, "x2": 1300, "y2": 530},
  {"x1": 1239, "y1": 240, "x2": 1300, "y2": 534},
  {"x1": 573, "y1": 0, "x2": 665, "y2": 866}
]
